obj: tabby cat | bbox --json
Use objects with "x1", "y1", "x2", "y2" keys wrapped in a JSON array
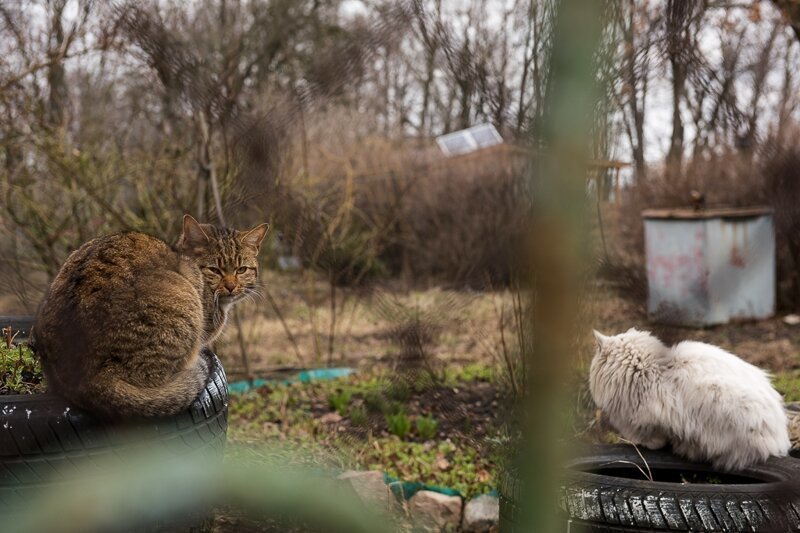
[{"x1": 32, "y1": 215, "x2": 268, "y2": 419}]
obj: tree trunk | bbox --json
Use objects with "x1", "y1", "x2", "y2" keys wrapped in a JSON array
[
  {"x1": 666, "y1": 54, "x2": 685, "y2": 179},
  {"x1": 46, "y1": 1, "x2": 68, "y2": 129}
]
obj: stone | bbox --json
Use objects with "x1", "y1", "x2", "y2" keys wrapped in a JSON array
[
  {"x1": 785, "y1": 314, "x2": 800, "y2": 326},
  {"x1": 408, "y1": 490, "x2": 462, "y2": 531},
  {"x1": 462, "y1": 494, "x2": 500, "y2": 532},
  {"x1": 337, "y1": 470, "x2": 396, "y2": 510}
]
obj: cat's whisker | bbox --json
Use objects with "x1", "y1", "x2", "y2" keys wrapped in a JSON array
[
  {"x1": 242, "y1": 287, "x2": 266, "y2": 304},
  {"x1": 251, "y1": 281, "x2": 269, "y2": 292}
]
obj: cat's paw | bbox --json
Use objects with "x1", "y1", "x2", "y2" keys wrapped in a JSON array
[
  {"x1": 641, "y1": 436, "x2": 668, "y2": 450},
  {"x1": 624, "y1": 430, "x2": 668, "y2": 450}
]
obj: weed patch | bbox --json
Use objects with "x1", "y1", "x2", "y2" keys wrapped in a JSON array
[
  {"x1": 385, "y1": 411, "x2": 412, "y2": 438},
  {"x1": 0, "y1": 342, "x2": 44, "y2": 395},
  {"x1": 226, "y1": 364, "x2": 504, "y2": 498},
  {"x1": 328, "y1": 389, "x2": 352, "y2": 416}
]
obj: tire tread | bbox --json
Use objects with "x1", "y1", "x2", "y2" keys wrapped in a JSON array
[
  {"x1": 500, "y1": 445, "x2": 800, "y2": 532},
  {"x1": 0, "y1": 354, "x2": 228, "y2": 509}
]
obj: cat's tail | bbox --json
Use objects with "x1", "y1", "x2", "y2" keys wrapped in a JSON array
[{"x1": 75, "y1": 357, "x2": 210, "y2": 420}]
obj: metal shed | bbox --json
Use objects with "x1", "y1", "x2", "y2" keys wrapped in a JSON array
[{"x1": 643, "y1": 206, "x2": 775, "y2": 326}]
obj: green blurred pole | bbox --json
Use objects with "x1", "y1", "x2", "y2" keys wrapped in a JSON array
[{"x1": 522, "y1": 0, "x2": 604, "y2": 531}]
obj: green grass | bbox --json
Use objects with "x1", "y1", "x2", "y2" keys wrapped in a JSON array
[
  {"x1": 358, "y1": 438, "x2": 495, "y2": 498},
  {"x1": 774, "y1": 370, "x2": 800, "y2": 402},
  {"x1": 349, "y1": 405, "x2": 368, "y2": 427},
  {"x1": 328, "y1": 389, "x2": 352, "y2": 415},
  {"x1": 415, "y1": 414, "x2": 438, "y2": 440},
  {"x1": 445, "y1": 362, "x2": 494, "y2": 384},
  {"x1": 364, "y1": 390, "x2": 388, "y2": 413},
  {"x1": 385, "y1": 411, "x2": 411, "y2": 438}
]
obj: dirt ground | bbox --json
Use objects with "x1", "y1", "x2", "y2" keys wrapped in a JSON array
[
  {"x1": 213, "y1": 269, "x2": 800, "y2": 382},
  {"x1": 302, "y1": 378, "x2": 502, "y2": 445}
]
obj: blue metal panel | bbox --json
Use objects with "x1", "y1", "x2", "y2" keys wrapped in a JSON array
[
  {"x1": 645, "y1": 219, "x2": 709, "y2": 326},
  {"x1": 706, "y1": 216, "x2": 774, "y2": 323},
  {"x1": 643, "y1": 213, "x2": 774, "y2": 326}
]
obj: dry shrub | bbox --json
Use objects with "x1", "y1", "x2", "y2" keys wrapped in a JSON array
[
  {"x1": 376, "y1": 145, "x2": 528, "y2": 287},
  {"x1": 0, "y1": 134, "x2": 199, "y2": 306},
  {"x1": 605, "y1": 139, "x2": 800, "y2": 310},
  {"x1": 761, "y1": 141, "x2": 800, "y2": 308},
  {"x1": 264, "y1": 107, "x2": 530, "y2": 288}
]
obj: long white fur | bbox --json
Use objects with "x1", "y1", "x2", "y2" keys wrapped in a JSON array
[{"x1": 589, "y1": 328, "x2": 790, "y2": 471}]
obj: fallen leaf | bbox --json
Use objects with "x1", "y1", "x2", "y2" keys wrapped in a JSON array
[{"x1": 319, "y1": 412, "x2": 343, "y2": 424}]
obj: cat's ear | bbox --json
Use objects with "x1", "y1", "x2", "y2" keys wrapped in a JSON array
[
  {"x1": 241, "y1": 223, "x2": 270, "y2": 251},
  {"x1": 593, "y1": 330, "x2": 609, "y2": 347},
  {"x1": 182, "y1": 214, "x2": 210, "y2": 248}
]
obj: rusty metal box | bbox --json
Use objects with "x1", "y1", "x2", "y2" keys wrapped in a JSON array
[{"x1": 643, "y1": 207, "x2": 775, "y2": 326}]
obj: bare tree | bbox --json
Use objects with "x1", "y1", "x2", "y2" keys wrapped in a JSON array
[{"x1": 613, "y1": 0, "x2": 659, "y2": 180}]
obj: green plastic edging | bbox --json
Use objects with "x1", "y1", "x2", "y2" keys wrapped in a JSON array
[
  {"x1": 228, "y1": 367, "x2": 356, "y2": 394},
  {"x1": 298, "y1": 367, "x2": 356, "y2": 383},
  {"x1": 382, "y1": 473, "x2": 498, "y2": 502},
  {"x1": 383, "y1": 473, "x2": 462, "y2": 500}
]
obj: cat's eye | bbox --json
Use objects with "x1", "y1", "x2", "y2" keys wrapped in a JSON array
[
  {"x1": 236, "y1": 266, "x2": 248, "y2": 274},
  {"x1": 205, "y1": 266, "x2": 222, "y2": 276}
]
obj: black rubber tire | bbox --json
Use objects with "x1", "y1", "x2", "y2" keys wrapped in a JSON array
[
  {"x1": 0, "y1": 352, "x2": 228, "y2": 510},
  {"x1": 500, "y1": 444, "x2": 800, "y2": 532}
]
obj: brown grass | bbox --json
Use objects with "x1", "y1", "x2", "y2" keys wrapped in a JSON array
[{"x1": 213, "y1": 270, "x2": 514, "y2": 377}]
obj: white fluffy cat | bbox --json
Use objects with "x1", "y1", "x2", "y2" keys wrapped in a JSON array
[{"x1": 590, "y1": 328, "x2": 790, "y2": 471}]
